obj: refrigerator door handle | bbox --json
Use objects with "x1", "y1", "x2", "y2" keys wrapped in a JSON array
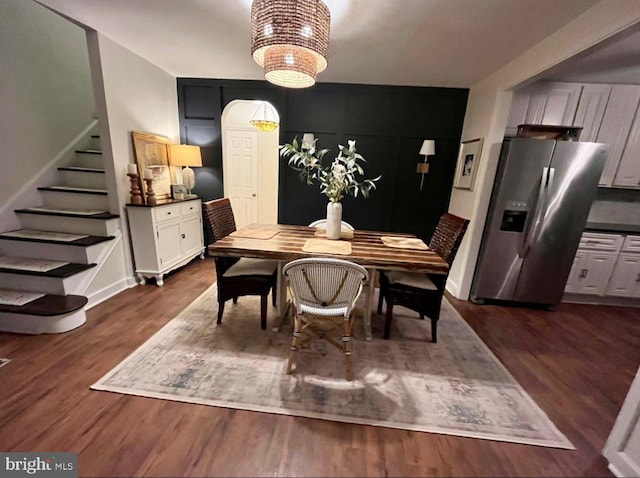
[{"x1": 520, "y1": 167, "x2": 549, "y2": 258}]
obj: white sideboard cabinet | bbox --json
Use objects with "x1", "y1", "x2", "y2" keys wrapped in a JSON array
[{"x1": 127, "y1": 198, "x2": 204, "y2": 286}]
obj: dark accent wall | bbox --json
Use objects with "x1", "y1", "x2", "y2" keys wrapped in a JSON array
[{"x1": 177, "y1": 79, "x2": 468, "y2": 241}]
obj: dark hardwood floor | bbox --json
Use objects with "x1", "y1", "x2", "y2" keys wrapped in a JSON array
[{"x1": 0, "y1": 257, "x2": 638, "y2": 477}]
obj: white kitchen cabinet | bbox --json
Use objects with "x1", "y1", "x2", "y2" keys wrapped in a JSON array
[
  {"x1": 525, "y1": 82, "x2": 582, "y2": 126},
  {"x1": 567, "y1": 251, "x2": 618, "y2": 295},
  {"x1": 606, "y1": 253, "x2": 640, "y2": 298},
  {"x1": 505, "y1": 87, "x2": 534, "y2": 136},
  {"x1": 596, "y1": 85, "x2": 640, "y2": 187},
  {"x1": 127, "y1": 199, "x2": 204, "y2": 286},
  {"x1": 613, "y1": 104, "x2": 640, "y2": 188},
  {"x1": 606, "y1": 236, "x2": 640, "y2": 298},
  {"x1": 566, "y1": 232, "x2": 623, "y2": 295},
  {"x1": 573, "y1": 85, "x2": 611, "y2": 142}
]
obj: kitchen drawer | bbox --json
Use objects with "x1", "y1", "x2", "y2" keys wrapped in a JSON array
[
  {"x1": 622, "y1": 235, "x2": 640, "y2": 253},
  {"x1": 154, "y1": 203, "x2": 182, "y2": 223},
  {"x1": 181, "y1": 201, "x2": 200, "y2": 217},
  {"x1": 579, "y1": 232, "x2": 624, "y2": 251}
]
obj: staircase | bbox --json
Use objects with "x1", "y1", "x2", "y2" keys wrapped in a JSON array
[{"x1": 0, "y1": 134, "x2": 120, "y2": 334}]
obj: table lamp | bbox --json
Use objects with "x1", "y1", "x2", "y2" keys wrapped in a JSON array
[{"x1": 169, "y1": 144, "x2": 202, "y2": 198}]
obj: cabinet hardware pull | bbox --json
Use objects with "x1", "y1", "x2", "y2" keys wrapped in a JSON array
[
  {"x1": 579, "y1": 269, "x2": 588, "y2": 278},
  {"x1": 181, "y1": 233, "x2": 186, "y2": 239},
  {"x1": 167, "y1": 212, "x2": 171, "y2": 215}
]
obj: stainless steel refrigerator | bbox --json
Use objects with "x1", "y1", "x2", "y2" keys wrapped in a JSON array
[{"x1": 470, "y1": 137, "x2": 608, "y2": 306}]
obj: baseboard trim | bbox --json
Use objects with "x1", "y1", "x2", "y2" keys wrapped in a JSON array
[
  {"x1": 562, "y1": 293, "x2": 640, "y2": 308},
  {"x1": 86, "y1": 277, "x2": 133, "y2": 309}
]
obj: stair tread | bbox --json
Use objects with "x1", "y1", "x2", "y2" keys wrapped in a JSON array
[
  {"x1": 38, "y1": 186, "x2": 108, "y2": 195},
  {"x1": 15, "y1": 208, "x2": 118, "y2": 219},
  {"x1": 75, "y1": 149, "x2": 102, "y2": 155},
  {"x1": 58, "y1": 166, "x2": 105, "y2": 174},
  {"x1": 0, "y1": 289, "x2": 87, "y2": 316},
  {"x1": 0, "y1": 256, "x2": 96, "y2": 277},
  {"x1": 0, "y1": 229, "x2": 114, "y2": 246}
]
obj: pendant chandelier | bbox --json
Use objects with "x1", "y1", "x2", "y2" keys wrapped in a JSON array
[
  {"x1": 251, "y1": 0, "x2": 330, "y2": 89},
  {"x1": 249, "y1": 101, "x2": 279, "y2": 132}
]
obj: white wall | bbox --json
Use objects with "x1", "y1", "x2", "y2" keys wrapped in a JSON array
[
  {"x1": 87, "y1": 31, "x2": 180, "y2": 280},
  {"x1": 0, "y1": 0, "x2": 94, "y2": 228},
  {"x1": 447, "y1": 0, "x2": 640, "y2": 299}
]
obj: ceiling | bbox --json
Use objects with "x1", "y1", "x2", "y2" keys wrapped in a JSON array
[{"x1": 36, "y1": 0, "x2": 614, "y2": 88}]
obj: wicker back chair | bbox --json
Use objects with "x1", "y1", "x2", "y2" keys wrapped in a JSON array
[
  {"x1": 377, "y1": 213, "x2": 469, "y2": 342},
  {"x1": 202, "y1": 198, "x2": 277, "y2": 329},
  {"x1": 283, "y1": 258, "x2": 368, "y2": 381}
]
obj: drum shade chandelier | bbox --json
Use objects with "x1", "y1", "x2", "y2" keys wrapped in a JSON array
[{"x1": 251, "y1": 0, "x2": 330, "y2": 89}]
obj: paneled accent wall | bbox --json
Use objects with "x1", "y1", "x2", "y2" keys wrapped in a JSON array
[{"x1": 177, "y1": 79, "x2": 468, "y2": 240}]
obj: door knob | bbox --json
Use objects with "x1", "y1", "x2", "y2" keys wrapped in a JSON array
[{"x1": 252, "y1": 193, "x2": 257, "y2": 197}]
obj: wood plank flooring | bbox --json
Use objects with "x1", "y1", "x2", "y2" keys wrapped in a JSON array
[{"x1": 0, "y1": 257, "x2": 638, "y2": 477}]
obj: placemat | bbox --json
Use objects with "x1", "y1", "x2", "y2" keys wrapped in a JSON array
[
  {"x1": 230, "y1": 228, "x2": 279, "y2": 240},
  {"x1": 314, "y1": 228, "x2": 355, "y2": 240},
  {"x1": 0, "y1": 256, "x2": 67, "y2": 272},
  {"x1": 0, "y1": 289, "x2": 45, "y2": 306},
  {"x1": 302, "y1": 238, "x2": 352, "y2": 255},
  {"x1": 381, "y1": 236, "x2": 429, "y2": 250}
]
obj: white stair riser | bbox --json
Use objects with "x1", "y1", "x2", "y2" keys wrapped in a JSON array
[
  {"x1": 0, "y1": 271, "x2": 92, "y2": 295},
  {"x1": 0, "y1": 309, "x2": 86, "y2": 334},
  {"x1": 39, "y1": 190, "x2": 109, "y2": 210},
  {"x1": 74, "y1": 153, "x2": 103, "y2": 169},
  {"x1": 17, "y1": 215, "x2": 119, "y2": 236},
  {"x1": 60, "y1": 170, "x2": 107, "y2": 189},
  {"x1": 87, "y1": 137, "x2": 101, "y2": 150},
  {"x1": 0, "y1": 240, "x2": 110, "y2": 264}
]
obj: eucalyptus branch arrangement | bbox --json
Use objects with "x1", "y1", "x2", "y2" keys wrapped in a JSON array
[{"x1": 279, "y1": 138, "x2": 381, "y2": 203}]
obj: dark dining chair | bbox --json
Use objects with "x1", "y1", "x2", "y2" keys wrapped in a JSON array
[
  {"x1": 202, "y1": 198, "x2": 278, "y2": 329},
  {"x1": 377, "y1": 213, "x2": 470, "y2": 342}
]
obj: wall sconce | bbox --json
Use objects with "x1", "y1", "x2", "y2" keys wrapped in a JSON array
[
  {"x1": 302, "y1": 133, "x2": 315, "y2": 150},
  {"x1": 417, "y1": 140, "x2": 435, "y2": 191},
  {"x1": 169, "y1": 144, "x2": 203, "y2": 198}
]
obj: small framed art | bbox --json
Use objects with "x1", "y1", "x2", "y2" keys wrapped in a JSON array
[{"x1": 453, "y1": 138, "x2": 484, "y2": 190}]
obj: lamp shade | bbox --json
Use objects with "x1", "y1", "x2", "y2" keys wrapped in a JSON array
[
  {"x1": 302, "y1": 133, "x2": 315, "y2": 149},
  {"x1": 169, "y1": 144, "x2": 202, "y2": 167},
  {"x1": 251, "y1": 0, "x2": 330, "y2": 88},
  {"x1": 419, "y1": 140, "x2": 435, "y2": 156}
]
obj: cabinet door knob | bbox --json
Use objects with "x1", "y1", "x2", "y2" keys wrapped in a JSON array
[
  {"x1": 252, "y1": 193, "x2": 257, "y2": 197},
  {"x1": 181, "y1": 233, "x2": 186, "y2": 239}
]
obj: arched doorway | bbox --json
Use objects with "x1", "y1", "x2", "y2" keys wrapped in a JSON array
[{"x1": 221, "y1": 100, "x2": 280, "y2": 228}]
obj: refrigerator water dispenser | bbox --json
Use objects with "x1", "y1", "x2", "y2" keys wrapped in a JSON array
[{"x1": 500, "y1": 210, "x2": 527, "y2": 232}]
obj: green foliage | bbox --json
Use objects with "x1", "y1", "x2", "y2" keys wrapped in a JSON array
[{"x1": 279, "y1": 138, "x2": 381, "y2": 203}]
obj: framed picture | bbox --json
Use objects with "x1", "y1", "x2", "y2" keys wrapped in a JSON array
[
  {"x1": 132, "y1": 132, "x2": 173, "y2": 203},
  {"x1": 453, "y1": 138, "x2": 484, "y2": 190}
]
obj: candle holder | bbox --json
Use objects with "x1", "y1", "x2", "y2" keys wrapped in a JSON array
[
  {"x1": 144, "y1": 178, "x2": 157, "y2": 206},
  {"x1": 127, "y1": 173, "x2": 143, "y2": 204}
]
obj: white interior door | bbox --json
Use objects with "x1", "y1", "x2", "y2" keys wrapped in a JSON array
[{"x1": 225, "y1": 129, "x2": 258, "y2": 228}]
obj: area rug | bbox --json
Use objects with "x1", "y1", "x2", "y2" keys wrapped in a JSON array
[{"x1": 91, "y1": 284, "x2": 574, "y2": 449}]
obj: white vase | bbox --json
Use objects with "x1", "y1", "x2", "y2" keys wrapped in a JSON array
[{"x1": 326, "y1": 202, "x2": 342, "y2": 240}]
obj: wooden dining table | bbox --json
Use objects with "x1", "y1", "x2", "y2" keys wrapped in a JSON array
[{"x1": 207, "y1": 223, "x2": 449, "y2": 341}]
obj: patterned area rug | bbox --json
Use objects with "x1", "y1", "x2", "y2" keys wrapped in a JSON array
[{"x1": 92, "y1": 284, "x2": 573, "y2": 449}]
